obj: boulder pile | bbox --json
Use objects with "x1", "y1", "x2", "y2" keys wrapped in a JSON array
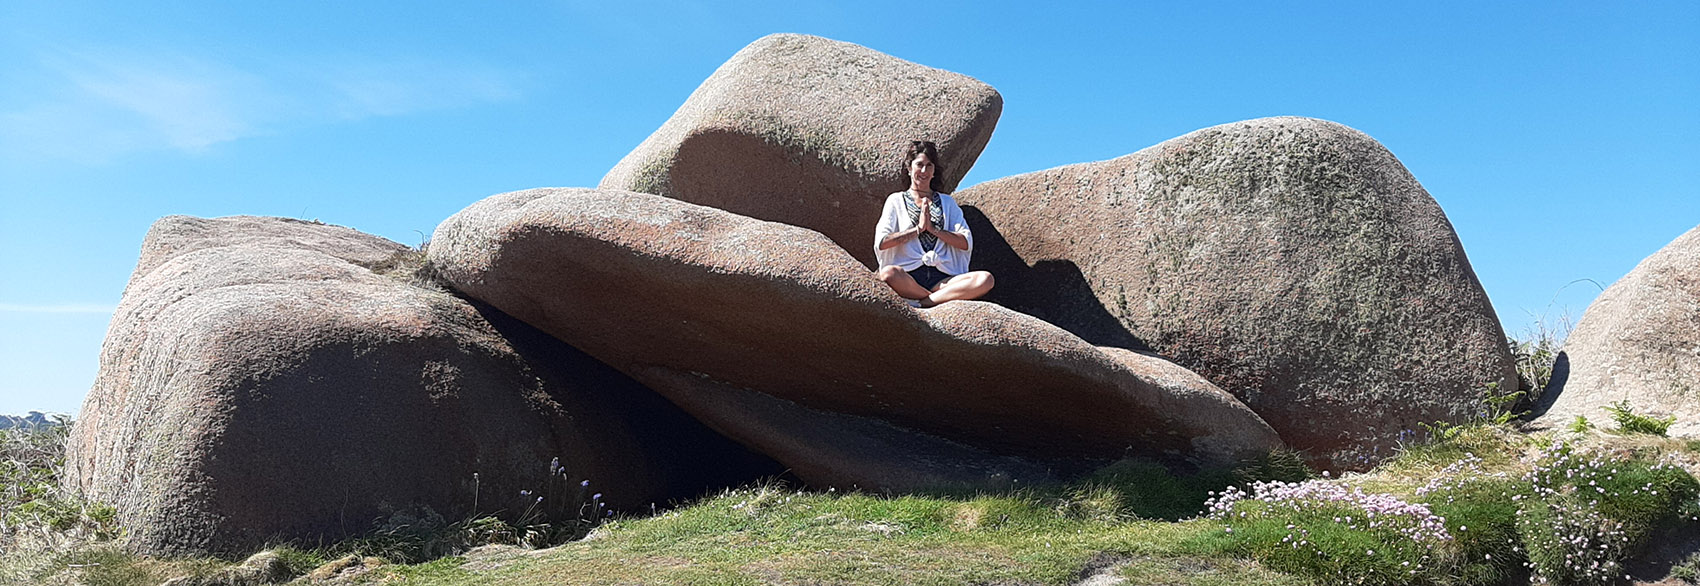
[
  {"x1": 70, "y1": 33, "x2": 1517, "y2": 554},
  {"x1": 428, "y1": 187, "x2": 1283, "y2": 490}
]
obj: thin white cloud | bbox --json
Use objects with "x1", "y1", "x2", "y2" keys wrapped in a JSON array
[
  {"x1": 0, "y1": 46, "x2": 523, "y2": 163},
  {"x1": 59, "y1": 51, "x2": 264, "y2": 152},
  {"x1": 314, "y1": 58, "x2": 521, "y2": 120},
  {"x1": 0, "y1": 303, "x2": 116, "y2": 314}
]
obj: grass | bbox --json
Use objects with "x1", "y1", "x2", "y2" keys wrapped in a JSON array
[
  {"x1": 9, "y1": 411, "x2": 1700, "y2": 585},
  {"x1": 1, "y1": 418, "x2": 128, "y2": 586},
  {"x1": 388, "y1": 486, "x2": 1263, "y2": 586},
  {"x1": 360, "y1": 240, "x2": 448, "y2": 291},
  {"x1": 318, "y1": 429, "x2": 1699, "y2": 586}
]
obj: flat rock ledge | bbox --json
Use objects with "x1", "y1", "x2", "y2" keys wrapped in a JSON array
[
  {"x1": 955, "y1": 117, "x2": 1517, "y2": 469},
  {"x1": 1540, "y1": 224, "x2": 1700, "y2": 435},
  {"x1": 599, "y1": 33, "x2": 1002, "y2": 268},
  {"x1": 64, "y1": 216, "x2": 778, "y2": 555},
  {"x1": 429, "y1": 187, "x2": 1284, "y2": 492}
]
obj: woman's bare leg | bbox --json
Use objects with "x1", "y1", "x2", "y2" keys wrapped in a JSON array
[
  {"x1": 921, "y1": 271, "x2": 995, "y2": 307},
  {"x1": 876, "y1": 265, "x2": 934, "y2": 300}
]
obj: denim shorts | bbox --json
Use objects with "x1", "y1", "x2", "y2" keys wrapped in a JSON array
[{"x1": 907, "y1": 266, "x2": 953, "y2": 290}]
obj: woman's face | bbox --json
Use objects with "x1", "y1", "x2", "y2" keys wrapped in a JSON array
[{"x1": 908, "y1": 153, "x2": 935, "y2": 189}]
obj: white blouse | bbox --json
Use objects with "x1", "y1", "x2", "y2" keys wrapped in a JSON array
[{"x1": 873, "y1": 191, "x2": 974, "y2": 276}]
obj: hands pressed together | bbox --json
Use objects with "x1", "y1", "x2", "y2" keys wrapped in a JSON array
[
  {"x1": 877, "y1": 192, "x2": 967, "y2": 252},
  {"x1": 916, "y1": 195, "x2": 935, "y2": 236}
]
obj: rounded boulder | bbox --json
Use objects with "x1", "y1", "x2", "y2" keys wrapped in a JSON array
[
  {"x1": 600, "y1": 33, "x2": 1002, "y2": 268},
  {"x1": 1540, "y1": 224, "x2": 1700, "y2": 435},
  {"x1": 64, "y1": 216, "x2": 778, "y2": 554},
  {"x1": 955, "y1": 117, "x2": 1517, "y2": 468}
]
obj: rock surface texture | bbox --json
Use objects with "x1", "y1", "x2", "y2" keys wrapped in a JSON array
[
  {"x1": 65, "y1": 216, "x2": 778, "y2": 554},
  {"x1": 954, "y1": 117, "x2": 1516, "y2": 469},
  {"x1": 429, "y1": 188, "x2": 1284, "y2": 492},
  {"x1": 599, "y1": 33, "x2": 1001, "y2": 268},
  {"x1": 1541, "y1": 224, "x2": 1700, "y2": 435}
]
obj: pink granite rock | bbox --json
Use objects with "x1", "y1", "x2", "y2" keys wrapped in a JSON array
[
  {"x1": 600, "y1": 33, "x2": 1001, "y2": 268},
  {"x1": 430, "y1": 187, "x2": 1284, "y2": 490}
]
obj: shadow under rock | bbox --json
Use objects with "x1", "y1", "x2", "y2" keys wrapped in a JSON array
[
  {"x1": 1527, "y1": 350, "x2": 1571, "y2": 420},
  {"x1": 962, "y1": 205, "x2": 1151, "y2": 352},
  {"x1": 470, "y1": 299, "x2": 791, "y2": 502}
]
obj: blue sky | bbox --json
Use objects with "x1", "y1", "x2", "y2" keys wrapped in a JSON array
[{"x1": 2, "y1": 1, "x2": 1696, "y2": 416}]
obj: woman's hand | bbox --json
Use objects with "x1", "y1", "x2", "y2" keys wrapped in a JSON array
[{"x1": 918, "y1": 200, "x2": 933, "y2": 235}]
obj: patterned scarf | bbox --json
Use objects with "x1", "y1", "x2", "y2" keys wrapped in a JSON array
[{"x1": 902, "y1": 192, "x2": 945, "y2": 252}]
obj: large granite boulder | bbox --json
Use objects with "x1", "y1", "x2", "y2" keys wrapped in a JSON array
[
  {"x1": 599, "y1": 33, "x2": 1001, "y2": 268},
  {"x1": 1540, "y1": 224, "x2": 1700, "y2": 435},
  {"x1": 429, "y1": 187, "x2": 1284, "y2": 491},
  {"x1": 954, "y1": 117, "x2": 1517, "y2": 469},
  {"x1": 65, "y1": 216, "x2": 778, "y2": 554}
]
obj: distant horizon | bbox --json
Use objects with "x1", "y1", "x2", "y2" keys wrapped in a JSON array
[{"x1": 4, "y1": 1, "x2": 1696, "y2": 416}]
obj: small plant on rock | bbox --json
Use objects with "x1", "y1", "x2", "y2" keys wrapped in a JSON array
[{"x1": 1603, "y1": 400, "x2": 1676, "y2": 436}]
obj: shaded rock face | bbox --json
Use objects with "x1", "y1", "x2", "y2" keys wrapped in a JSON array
[
  {"x1": 1540, "y1": 225, "x2": 1700, "y2": 435},
  {"x1": 599, "y1": 33, "x2": 1002, "y2": 268},
  {"x1": 429, "y1": 188, "x2": 1283, "y2": 492},
  {"x1": 954, "y1": 117, "x2": 1516, "y2": 469},
  {"x1": 65, "y1": 216, "x2": 780, "y2": 555}
]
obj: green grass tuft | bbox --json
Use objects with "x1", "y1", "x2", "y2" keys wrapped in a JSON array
[{"x1": 1605, "y1": 400, "x2": 1677, "y2": 436}]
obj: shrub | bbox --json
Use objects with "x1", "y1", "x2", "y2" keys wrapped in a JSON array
[
  {"x1": 1508, "y1": 311, "x2": 1573, "y2": 407},
  {"x1": 1509, "y1": 331, "x2": 1561, "y2": 404},
  {"x1": 1, "y1": 419, "x2": 124, "y2": 548},
  {"x1": 1, "y1": 419, "x2": 130, "y2": 586},
  {"x1": 1515, "y1": 441, "x2": 1700, "y2": 584},
  {"x1": 1670, "y1": 550, "x2": 1700, "y2": 584},
  {"x1": 1422, "y1": 478, "x2": 1525, "y2": 585},
  {"x1": 1200, "y1": 433, "x2": 1700, "y2": 586},
  {"x1": 1516, "y1": 496, "x2": 1628, "y2": 585},
  {"x1": 1202, "y1": 479, "x2": 1457, "y2": 585}
]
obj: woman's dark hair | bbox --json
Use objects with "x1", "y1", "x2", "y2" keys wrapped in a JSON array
[{"x1": 900, "y1": 140, "x2": 947, "y2": 194}]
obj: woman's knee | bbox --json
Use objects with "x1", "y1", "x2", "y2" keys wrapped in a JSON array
[
  {"x1": 973, "y1": 271, "x2": 995, "y2": 292},
  {"x1": 876, "y1": 265, "x2": 905, "y2": 282}
]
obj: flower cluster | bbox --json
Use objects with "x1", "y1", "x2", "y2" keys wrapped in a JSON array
[
  {"x1": 1521, "y1": 442, "x2": 1678, "y2": 502},
  {"x1": 728, "y1": 485, "x2": 799, "y2": 517},
  {"x1": 1509, "y1": 442, "x2": 1695, "y2": 584},
  {"x1": 1516, "y1": 498, "x2": 1628, "y2": 584},
  {"x1": 1205, "y1": 479, "x2": 1453, "y2": 544},
  {"x1": 1414, "y1": 452, "x2": 1508, "y2": 497}
]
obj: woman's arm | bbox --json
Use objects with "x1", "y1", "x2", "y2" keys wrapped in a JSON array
[
  {"x1": 924, "y1": 223, "x2": 970, "y2": 251},
  {"x1": 875, "y1": 195, "x2": 918, "y2": 250},
  {"x1": 927, "y1": 197, "x2": 972, "y2": 251},
  {"x1": 879, "y1": 227, "x2": 921, "y2": 250}
]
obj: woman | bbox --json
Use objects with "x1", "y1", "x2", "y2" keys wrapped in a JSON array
[{"x1": 874, "y1": 140, "x2": 994, "y2": 307}]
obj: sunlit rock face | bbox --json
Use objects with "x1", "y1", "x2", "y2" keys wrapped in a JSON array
[
  {"x1": 65, "y1": 215, "x2": 779, "y2": 555},
  {"x1": 955, "y1": 117, "x2": 1516, "y2": 469},
  {"x1": 430, "y1": 187, "x2": 1284, "y2": 492},
  {"x1": 600, "y1": 33, "x2": 1002, "y2": 268},
  {"x1": 1541, "y1": 224, "x2": 1700, "y2": 436}
]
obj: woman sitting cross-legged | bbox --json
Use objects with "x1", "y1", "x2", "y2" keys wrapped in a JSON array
[{"x1": 873, "y1": 140, "x2": 994, "y2": 307}]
